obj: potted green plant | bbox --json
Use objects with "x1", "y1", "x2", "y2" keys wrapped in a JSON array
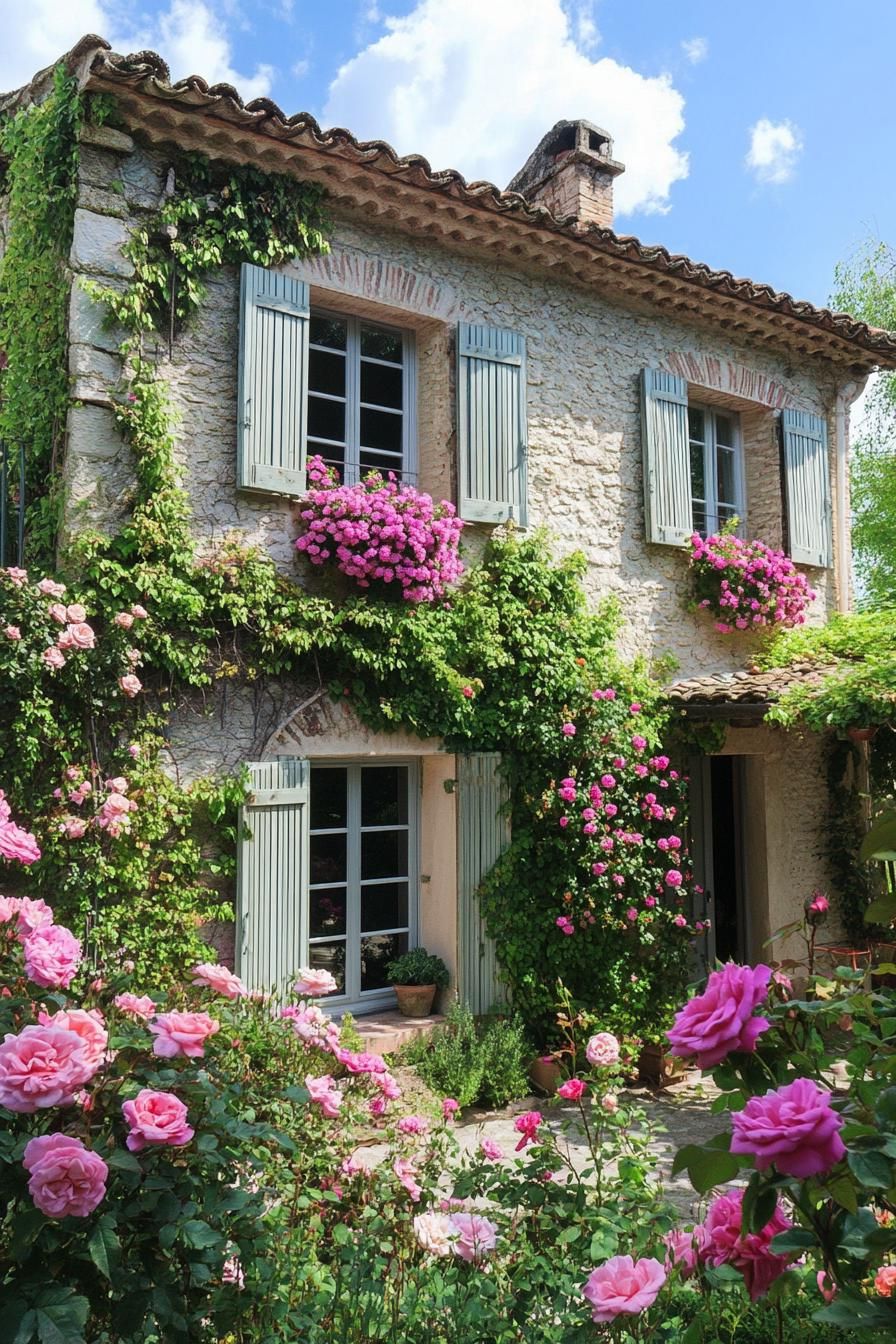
[{"x1": 386, "y1": 947, "x2": 449, "y2": 1018}]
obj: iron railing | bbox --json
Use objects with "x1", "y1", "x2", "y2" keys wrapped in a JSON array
[{"x1": 0, "y1": 438, "x2": 26, "y2": 569}]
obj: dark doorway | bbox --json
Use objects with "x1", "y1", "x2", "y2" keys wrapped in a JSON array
[{"x1": 689, "y1": 755, "x2": 748, "y2": 970}]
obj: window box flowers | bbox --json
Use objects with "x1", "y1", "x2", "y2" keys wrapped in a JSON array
[{"x1": 689, "y1": 528, "x2": 815, "y2": 633}]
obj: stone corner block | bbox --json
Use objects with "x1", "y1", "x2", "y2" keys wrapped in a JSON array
[
  {"x1": 79, "y1": 124, "x2": 135, "y2": 154},
  {"x1": 70, "y1": 209, "x2": 134, "y2": 279}
]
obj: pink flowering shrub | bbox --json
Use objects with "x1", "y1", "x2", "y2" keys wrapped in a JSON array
[
  {"x1": 689, "y1": 529, "x2": 816, "y2": 633},
  {"x1": 294, "y1": 456, "x2": 464, "y2": 602}
]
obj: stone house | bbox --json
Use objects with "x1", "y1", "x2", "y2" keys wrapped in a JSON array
[{"x1": 4, "y1": 37, "x2": 896, "y2": 1022}]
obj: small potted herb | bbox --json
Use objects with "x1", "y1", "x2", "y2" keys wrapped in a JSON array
[{"x1": 386, "y1": 947, "x2": 449, "y2": 1018}]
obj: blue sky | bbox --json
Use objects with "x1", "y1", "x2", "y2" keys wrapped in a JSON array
[{"x1": 5, "y1": 0, "x2": 896, "y2": 310}]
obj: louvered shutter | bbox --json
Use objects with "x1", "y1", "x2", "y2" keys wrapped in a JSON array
[
  {"x1": 456, "y1": 753, "x2": 510, "y2": 1014},
  {"x1": 781, "y1": 409, "x2": 832, "y2": 568},
  {"x1": 457, "y1": 323, "x2": 528, "y2": 525},
  {"x1": 640, "y1": 368, "x2": 693, "y2": 546},
  {"x1": 236, "y1": 757, "x2": 309, "y2": 992},
  {"x1": 237, "y1": 263, "x2": 309, "y2": 496}
]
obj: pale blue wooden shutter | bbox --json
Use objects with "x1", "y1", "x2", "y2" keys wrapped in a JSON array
[
  {"x1": 236, "y1": 758, "x2": 309, "y2": 992},
  {"x1": 457, "y1": 323, "x2": 528, "y2": 525},
  {"x1": 237, "y1": 263, "x2": 309, "y2": 496},
  {"x1": 456, "y1": 753, "x2": 510, "y2": 1014},
  {"x1": 781, "y1": 409, "x2": 832, "y2": 568},
  {"x1": 640, "y1": 368, "x2": 692, "y2": 546}
]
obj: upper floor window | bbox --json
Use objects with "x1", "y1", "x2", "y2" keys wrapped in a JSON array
[
  {"x1": 307, "y1": 313, "x2": 416, "y2": 484},
  {"x1": 687, "y1": 405, "x2": 743, "y2": 536}
]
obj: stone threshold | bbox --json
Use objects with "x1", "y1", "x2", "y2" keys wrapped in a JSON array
[{"x1": 354, "y1": 1010, "x2": 444, "y2": 1055}]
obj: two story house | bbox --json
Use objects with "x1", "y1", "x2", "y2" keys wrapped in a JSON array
[{"x1": 5, "y1": 37, "x2": 896, "y2": 1020}]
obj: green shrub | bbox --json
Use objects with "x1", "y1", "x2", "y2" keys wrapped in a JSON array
[
  {"x1": 407, "y1": 1002, "x2": 530, "y2": 1108},
  {"x1": 478, "y1": 1015, "x2": 530, "y2": 1107},
  {"x1": 386, "y1": 946, "x2": 450, "y2": 988}
]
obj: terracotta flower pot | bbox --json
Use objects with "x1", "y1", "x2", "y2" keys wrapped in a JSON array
[
  {"x1": 528, "y1": 1056, "x2": 563, "y2": 1095},
  {"x1": 637, "y1": 1042, "x2": 687, "y2": 1088},
  {"x1": 393, "y1": 984, "x2": 436, "y2": 1018},
  {"x1": 847, "y1": 726, "x2": 878, "y2": 744}
]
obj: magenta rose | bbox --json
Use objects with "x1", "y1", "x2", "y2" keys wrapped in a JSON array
[
  {"x1": 666, "y1": 963, "x2": 771, "y2": 1068},
  {"x1": 23, "y1": 1133, "x2": 107, "y2": 1218},
  {"x1": 191, "y1": 962, "x2": 247, "y2": 1000},
  {"x1": 448, "y1": 1212, "x2": 499, "y2": 1262},
  {"x1": 730, "y1": 1077, "x2": 845, "y2": 1178},
  {"x1": 0, "y1": 1024, "x2": 99, "y2": 1113},
  {"x1": 583, "y1": 1256, "x2": 666, "y2": 1323},
  {"x1": 557, "y1": 1077, "x2": 587, "y2": 1101},
  {"x1": 149, "y1": 1011, "x2": 220, "y2": 1059},
  {"x1": 22, "y1": 923, "x2": 82, "y2": 989},
  {"x1": 701, "y1": 1189, "x2": 792, "y2": 1300},
  {"x1": 122, "y1": 1089, "x2": 195, "y2": 1151}
]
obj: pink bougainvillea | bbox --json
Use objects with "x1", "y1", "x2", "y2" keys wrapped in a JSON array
[
  {"x1": 294, "y1": 456, "x2": 464, "y2": 603},
  {"x1": 689, "y1": 531, "x2": 815, "y2": 632}
]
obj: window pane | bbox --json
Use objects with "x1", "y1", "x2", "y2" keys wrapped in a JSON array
[
  {"x1": 361, "y1": 828, "x2": 407, "y2": 880},
  {"x1": 361, "y1": 360, "x2": 403, "y2": 410},
  {"x1": 314, "y1": 449, "x2": 346, "y2": 480},
  {"x1": 360, "y1": 325, "x2": 402, "y2": 362},
  {"x1": 691, "y1": 503, "x2": 708, "y2": 535},
  {"x1": 362, "y1": 766, "x2": 408, "y2": 827},
  {"x1": 361, "y1": 880, "x2": 409, "y2": 934},
  {"x1": 718, "y1": 504, "x2": 738, "y2": 527},
  {"x1": 308, "y1": 348, "x2": 346, "y2": 398},
  {"x1": 308, "y1": 394, "x2": 345, "y2": 445},
  {"x1": 690, "y1": 442, "x2": 705, "y2": 508},
  {"x1": 714, "y1": 414, "x2": 735, "y2": 448},
  {"x1": 309, "y1": 941, "x2": 345, "y2": 995},
  {"x1": 310, "y1": 315, "x2": 347, "y2": 350},
  {"x1": 310, "y1": 832, "x2": 347, "y2": 886},
  {"x1": 717, "y1": 446, "x2": 737, "y2": 507},
  {"x1": 688, "y1": 408, "x2": 705, "y2": 443},
  {"x1": 360, "y1": 406, "x2": 402, "y2": 454},
  {"x1": 360, "y1": 448, "x2": 404, "y2": 480},
  {"x1": 310, "y1": 768, "x2": 347, "y2": 830},
  {"x1": 361, "y1": 933, "x2": 407, "y2": 992},
  {"x1": 310, "y1": 886, "x2": 347, "y2": 938}
]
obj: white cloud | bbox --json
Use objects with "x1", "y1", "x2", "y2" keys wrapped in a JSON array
[
  {"x1": 1, "y1": 0, "x2": 273, "y2": 102},
  {"x1": 681, "y1": 36, "x2": 708, "y2": 65},
  {"x1": 745, "y1": 117, "x2": 803, "y2": 185},
  {"x1": 323, "y1": 0, "x2": 688, "y2": 217}
]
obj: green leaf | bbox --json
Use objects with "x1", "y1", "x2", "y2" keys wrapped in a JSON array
[
  {"x1": 815, "y1": 1296, "x2": 896, "y2": 1330},
  {"x1": 181, "y1": 1219, "x2": 223, "y2": 1250},
  {"x1": 14, "y1": 1289, "x2": 89, "y2": 1344},
  {"x1": 87, "y1": 1217, "x2": 121, "y2": 1282},
  {"x1": 556, "y1": 1225, "x2": 581, "y2": 1245},
  {"x1": 860, "y1": 809, "x2": 896, "y2": 861},
  {"x1": 847, "y1": 1148, "x2": 894, "y2": 1188},
  {"x1": 672, "y1": 1141, "x2": 742, "y2": 1193},
  {"x1": 865, "y1": 893, "x2": 896, "y2": 924},
  {"x1": 876, "y1": 1087, "x2": 896, "y2": 1126},
  {"x1": 105, "y1": 1149, "x2": 141, "y2": 1172},
  {"x1": 825, "y1": 1173, "x2": 859, "y2": 1212},
  {"x1": 770, "y1": 1228, "x2": 817, "y2": 1254},
  {"x1": 332, "y1": 1223, "x2": 352, "y2": 1246}
]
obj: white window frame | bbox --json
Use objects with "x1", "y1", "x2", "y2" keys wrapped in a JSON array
[
  {"x1": 687, "y1": 403, "x2": 746, "y2": 536},
  {"x1": 307, "y1": 309, "x2": 418, "y2": 486},
  {"x1": 307, "y1": 758, "x2": 420, "y2": 1016}
]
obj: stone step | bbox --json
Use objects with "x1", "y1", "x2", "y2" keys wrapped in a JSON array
[{"x1": 354, "y1": 1010, "x2": 444, "y2": 1056}]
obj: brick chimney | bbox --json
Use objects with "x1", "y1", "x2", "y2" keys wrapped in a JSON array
[{"x1": 506, "y1": 120, "x2": 625, "y2": 230}]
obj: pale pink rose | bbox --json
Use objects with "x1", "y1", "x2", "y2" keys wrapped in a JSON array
[
  {"x1": 585, "y1": 1032, "x2": 620, "y2": 1068},
  {"x1": 191, "y1": 962, "x2": 247, "y2": 1000},
  {"x1": 126, "y1": 648, "x2": 141, "y2": 665},
  {"x1": 113, "y1": 992, "x2": 157, "y2": 1019},
  {"x1": 393, "y1": 1157, "x2": 422, "y2": 1202},
  {"x1": 557, "y1": 1077, "x2": 586, "y2": 1100},
  {"x1": 113, "y1": 611, "x2": 135, "y2": 629},
  {"x1": 4, "y1": 626, "x2": 21, "y2": 640},
  {"x1": 666, "y1": 963, "x2": 771, "y2": 1069},
  {"x1": 43, "y1": 646, "x2": 66, "y2": 670},
  {"x1": 0, "y1": 816, "x2": 41, "y2": 865},
  {"x1": 106, "y1": 777, "x2": 128, "y2": 794},
  {"x1": 305, "y1": 1073, "x2": 343, "y2": 1118},
  {"x1": 122, "y1": 1088, "x2": 195, "y2": 1151},
  {"x1": 583, "y1": 1256, "x2": 666, "y2": 1323},
  {"x1": 102, "y1": 793, "x2": 132, "y2": 818},
  {"x1": 414, "y1": 1211, "x2": 455, "y2": 1256},
  {"x1": 62, "y1": 817, "x2": 88, "y2": 839},
  {"x1": 127, "y1": 744, "x2": 141, "y2": 758},
  {"x1": 294, "y1": 967, "x2": 339, "y2": 997},
  {"x1": 0, "y1": 895, "x2": 20, "y2": 924},
  {"x1": 65, "y1": 622, "x2": 95, "y2": 650},
  {"x1": 23, "y1": 1133, "x2": 107, "y2": 1218},
  {"x1": 149, "y1": 1011, "x2": 219, "y2": 1059},
  {"x1": 131, "y1": 604, "x2": 148, "y2": 618},
  {"x1": 875, "y1": 1266, "x2": 896, "y2": 1296},
  {"x1": 48, "y1": 603, "x2": 68, "y2": 624},
  {"x1": 480, "y1": 1139, "x2": 504, "y2": 1161},
  {"x1": 65, "y1": 604, "x2": 87, "y2": 623},
  {"x1": 730, "y1": 1077, "x2": 845, "y2": 1178},
  {"x1": 448, "y1": 1212, "x2": 499, "y2": 1262},
  {"x1": 398, "y1": 1115, "x2": 429, "y2": 1136},
  {"x1": 701, "y1": 1189, "x2": 792, "y2": 1301},
  {"x1": 23, "y1": 924, "x2": 82, "y2": 989},
  {"x1": 12, "y1": 896, "x2": 53, "y2": 937},
  {"x1": 4, "y1": 567, "x2": 28, "y2": 586},
  {"x1": 38, "y1": 1009, "x2": 107, "y2": 1072},
  {"x1": 601, "y1": 1092, "x2": 619, "y2": 1114},
  {"x1": 118, "y1": 674, "x2": 142, "y2": 697},
  {"x1": 0, "y1": 1025, "x2": 97, "y2": 1111},
  {"x1": 37, "y1": 578, "x2": 66, "y2": 597}
]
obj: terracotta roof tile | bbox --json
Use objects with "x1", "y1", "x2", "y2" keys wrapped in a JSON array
[{"x1": 668, "y1": 660, "x2": 833, "y2": 710}]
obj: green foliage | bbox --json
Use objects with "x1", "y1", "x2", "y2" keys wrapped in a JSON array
[
  {"x1": 476, "y1": 1015, "x2": 531, "y2": 1108},
  {"x1": 386, "y1": 947, "x2": 450, "y2": 989},
  {"x1": 762, "y1": 609, "x2": 896, "y2": 733},
  {"x1": 0, "y1": 66, "x2": 82, "y2": 564},
  {"x1": 406, "y1": 1003, "x2": 530, "y2": 1108}
]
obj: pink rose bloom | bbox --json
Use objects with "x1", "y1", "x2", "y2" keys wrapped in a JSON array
[
  {"x1": 149, "y1": 1011, "x2": 219, "y2": 1059},
  {"x1": 817, "y1": 1270, "x2": 837, "y2": 1303},
  {"x1": 122, "y1": 1088, "x2": 195, "y2": 1151},
  {"x1": 37, "y1": 578, "x2": 66, "y2": 597},
  {"x1": 398, "y1": 1115, "x2": 429, "y2": 1136},
  {"x1": 114, "y1": 611, "x2": 135, "y2": 629},
  {"x1": 336, "y1": 1048, "x2": 387, "y2": 1075},
  {"x1": 191, "y1": 962, "x2": 247, "y2": 1000},
  {"x1": 106, "y1": 777, "x2": 128, "y2": 793},
  {"x1": 131, "y1": 604, "x2": 149, "y2": 618},
  {"x1": 43, "y1": 646, "x2": 66, "y2": 670},
  {"x1": 114, "y1": 992, "x2": 157, "y2": 1019},
  {"x1": 561, "y1": 722, "x2": 576, "y2": 737},
  {"x1": 12, "y1": 896, "x2": 53, "y2": 937},
  {"x1": 0, "y1": 1025, "x2": 97, "y2": 1111},
  {"x1": 65, "y1": 604, "x2": 87, "y2": 623},
  {"x1": 449, "y1": 1212, "x2": 499, "y2": 1262},
  {"x1": 875, "y1": 1266, "x2": 896, "y2": 1296},
  {"x1": 128, "y1": 744, "x2": 141, "y2": 758},
  {"x1": 702, "y1": 1189, "x2": 792, "y2": 1301},
  {"x1": 414, "y1": 1211, "x2": 455, "y2": 1256},
  {"x1": 4, "y1": 625, "x2": 21, "y2": 640},
  {"x1": 461, "y1": 685, "x2": 474, "y2": 699},
  {"x1": 23, "y1": 924, "x2": 82, "y2": 989},
  {"x1": 305, "y1": 1073, "x2": 343, "y2": 1118},
  {"x1": 480, "y1": 1138, "x2": 504, "y2": 1160},
  {"x1": 513, "y1": 1110, "x2": 542, "y2": 1150},
  {"x1": 0, "y1": 814, "x2": 41, "y2": 864},
  {"x1": 369, "y1": 1095, "x2": 387, "y2": 1118},
  {"x1": 65, "y1": 622, "x2": 95, "y2": 650},
  {"x1": 730, "y1": 1077, "x2": 845, "y2": 1178},
  {"x1": 393, "y1": 1156, "x2": 422, "y2": 1201},
  {"x1": 586, "y1": 1032, "x2": 620, "y2": 1067},
  {"x1": 583, "y1": 1256, "x2": 666, "y2": 1323},
  {"x1": 666, "y1": 963, "x2": 771, "y2": 1069},
  {"x1": 222, "y1": 1256, "x2": 245, "y2": 1289},
  {"x1": 118, "y1": 674, "x2": 142, "y2": 697},
  {"x1": 442, "y1": 1097, "x2": 460, "y2": 1119},
  {"x1": 37, "y1": 1009, "x2": 107, "y2": 1072},
  {"x1": 557, "y1": 1077, "x2": 586, "y2": 1100},
  {"x1": 664, "y1": 1227, "x2": 708, "y2": 1277},
  {"x1": 48, "y1": 603, "x2": 68, "y2": 624},
  {"x1": 4, "y1": 567, "x2": 28, "y2": 586},
  {"x1": 601, "y1": 1092, "x2": 619, "y2": 1114},
  {"x1": 23, "y1": 1133, "x2": 107, "y2": 1218},
  {"x1": 62, "y1": 817, "x2": 88, "y2": 839},
  {"x1": 294, "y1": 967, "x2": 339, "y2": 997}
]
